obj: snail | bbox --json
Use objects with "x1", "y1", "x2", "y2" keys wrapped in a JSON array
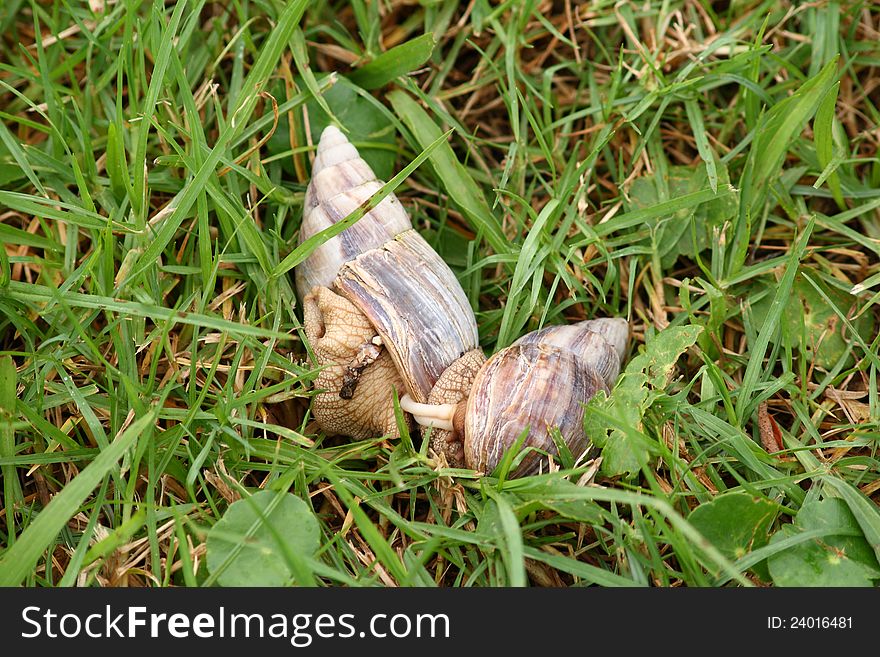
[
  {"x1": 400, "y1": 319, "x2": 629, "y2": 478},
  {"x1": 297, "y1": 125, "x2": 479, "y2": 440},
  {"x1": 296, "y1": 125, "x2": 629, "y2": 478}
]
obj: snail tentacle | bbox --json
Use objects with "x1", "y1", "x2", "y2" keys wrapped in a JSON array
[{"x1": 399, "y1": 395, "x2": 456, "y2": 431}]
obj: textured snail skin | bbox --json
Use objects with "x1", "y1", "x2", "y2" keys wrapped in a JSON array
[
  {"x1": 424, "y1": 349, "x2": 487, "y2": 466},
  {"x1": 297, "y1": 126, "x2": 479, "y2": 438},
  {"x1": 302, "y1": 288, "x2": 405, "y2": 439}
]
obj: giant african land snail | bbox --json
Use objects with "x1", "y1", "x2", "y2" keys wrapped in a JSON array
[{"x1": 296, "y1": 126, "x2": 628, "y2": 478}]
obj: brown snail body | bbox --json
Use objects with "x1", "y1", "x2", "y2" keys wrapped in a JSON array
[{"x1": 297, "y1": 126, "x2": 478, "y2": 439}]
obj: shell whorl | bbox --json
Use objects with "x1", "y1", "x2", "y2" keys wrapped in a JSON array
[
  {"x1": 296, "y1": 126, "x2": 412, "y2": 300},
  {"x1": 335, "y1": 230, "x2": 480, "y2": 403},
  {"x1": 512, "y1": 318, "x2": 629, "y2": 387},
  {"x1": 462, "y1": 318, "x2": 629, "y2": 477}
]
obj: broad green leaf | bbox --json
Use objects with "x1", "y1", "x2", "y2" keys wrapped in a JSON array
[
  {"x1": 751, "y1": 271, "x2": 874, "y2": 368},
  {"x1": 349, "y1": 33, "x2": 436, "y2": 90},
  {"x1": 598, "y1": 426, "x2": 650, "y2": 478},
  {"x1": 638, "y1": 324, "x2": 705, "y2": 390},
  {"x1": 267, "y1": 77, "x2": 395, "y2": 178},
  {"x1": 541, "y1": 499, "x2": 604, "y2": 525},
  {"x1": 206, "y1": 490, "x2": 320, "y2": 587},
  {"x1": 767, "y1": 498, "x2": 880, "y2": 587},
  {"x1": 626, "y1": 162, "x2": 737, "y2": 268},
  {"x1": 823, "y1": 476, "x2": 880, "y2": 564},
  {"x1": 304, "y1": 78, "x2": 396, "y2": 180},
  {"x1": 688, "y1": 491, "x2": 779, "y2": 580}
]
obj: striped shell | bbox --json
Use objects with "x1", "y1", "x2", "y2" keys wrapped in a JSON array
[
  {"x1": 296, "y1": 125, "x2": 411, "y2": 300},
  {"x1": 297, "y1": 126, "x2": 479, "y2": 403},
  {"x1": 463, "y1": 318, "x2": 628, "y2": 477},
  {"x1": 512, "y1": 318, "x2": 628, "y2": 387},
  {"x1": 336, "y1": 230, "x2": 479, "y2": 402}
]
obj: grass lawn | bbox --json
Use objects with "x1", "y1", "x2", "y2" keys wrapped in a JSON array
[{"x1": 1, "y1": 0, "x2": 879, "y2": 587}]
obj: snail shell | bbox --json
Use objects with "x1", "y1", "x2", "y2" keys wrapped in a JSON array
[
  {"x1": 512, "y1": 318, "x2": 627, "y2": 387},
  {"x1": 297, "y1": 126, "x2": 479, "y2": 438},
  {"x1": 463, "y1": 318, "x2": 628, "y2": 478}
]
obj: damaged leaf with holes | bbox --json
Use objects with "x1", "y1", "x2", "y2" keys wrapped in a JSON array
[
  {"x1": 584, "y1": 324, "x2": 703, "y2": 478},
  {"x1": 626, "y1": 161, "x2": 738, "y2": 269},
  {"x1": 750, "y1": 271, "x2": 874, "y2": 369}
]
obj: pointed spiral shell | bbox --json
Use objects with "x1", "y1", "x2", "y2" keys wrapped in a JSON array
[
  {"x1": 296, "y1": 125, "x2": 411, "y2": 300},
  {"x1": 297, "y1": 126, "x2": 479, "y2": 405}
]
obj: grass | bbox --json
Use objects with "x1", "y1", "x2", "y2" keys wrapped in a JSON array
[{"x1": 0, "y1": 0, "x2": 879, "y2": 587}]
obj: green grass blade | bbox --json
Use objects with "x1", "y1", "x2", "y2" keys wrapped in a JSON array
[
  {"x1": 735, "y1": 216, "x2": 815, "y2": 424},
  {"x1": 813, "y1": 81, "x2": 844, "y2": 209},
  {"x1": 349, "y1": 33, "x2": 437, "y2": 90},
  {"x1": 122, "y1": 0, "x2": 309, "y2": 286},
  {"x1": 748, "y1": 60, "x2": 839, "y2": 207},
  {"x1": 684, "y1": 98, "x2": 717, "y2": 192},
  {"x1": 0, "y1": 408, "x2": 158, "y2": 586},
  {"x1": 484, "y1": 490, "x2": 526, "y2": 586},
  {"x1": 387, "y1": 89, "x2": 510, "y2": 256},
  {"x1": 6, "y1": 281, "x2": 292, "y2": 341},
  {"x1": 0, "y1": 355, "x2": 19, "y2": 546}
]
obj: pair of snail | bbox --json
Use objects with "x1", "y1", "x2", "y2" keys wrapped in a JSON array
[{"x1": 295, "y1": 126, "x2": 628, "y2": 478}]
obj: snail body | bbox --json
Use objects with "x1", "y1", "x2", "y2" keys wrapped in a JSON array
[
  {"x1": 402, "y1": 318, "x2": 628, "y2": 478},
  {"x1": 298, "y1": 126, "x2": 478, "y2": 439}
]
